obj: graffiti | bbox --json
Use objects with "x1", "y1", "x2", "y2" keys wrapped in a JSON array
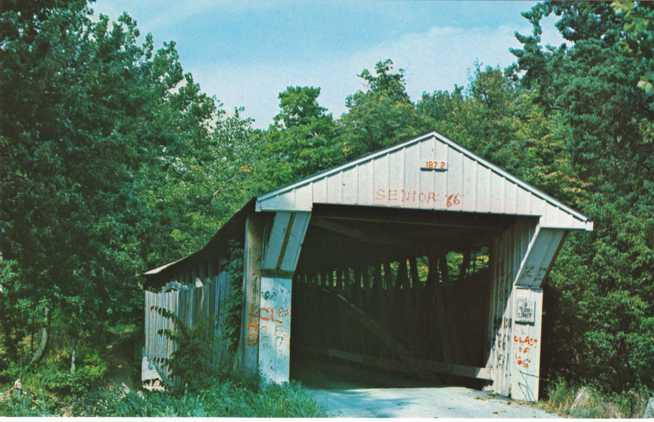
[
  {"x1": 274, "y1": 324, "x2": 288, "y2": 346},
  {"x1": 513, "y1": 335, "x2": 538, "y2": 346},
  {"x1": 374, "y1": 189, "x2": 436, "y2": 203},
  {"x1": 247, "y1": 321, "x2": 259, "y2": 346},
  {"x1": 446, "y1": 193, "x2": 461, "y2": 208},
  {"x1": 277, "y1": 307, "x2": 290, "y2": 319},
  {"x1": 374, "y1": 188, "x2": 463, "y2": 207},
  {"x1": 246, "y1": 303, "x2": 260, "y2": 346},
  {"x1": 513, "y1": 335, "x2": 539, "y2": 369},
  {"x1": 260, "y1": 306, "x2": 289, "y2": 325}
]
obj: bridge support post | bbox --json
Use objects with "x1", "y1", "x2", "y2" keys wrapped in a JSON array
[
  {"x1": 240, "y1": 214, "x2": 266, "y2": 377},
  {"x1": 485, "y1": 222, "x2": 565, "y2": 402},
  {"x1": 252, "y1": 211, "x2": 310, "y2": 384}
]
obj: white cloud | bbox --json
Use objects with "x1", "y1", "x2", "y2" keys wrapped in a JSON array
[
  {"x1": 192, "y1": 22, "x2": 564, "y2": 128},
  {"x1": 92, "y1": 1, "x2": 567, "y2": 128},
  {"x1": 92, "y1": 0, "x2": 288, "y2": 32}
]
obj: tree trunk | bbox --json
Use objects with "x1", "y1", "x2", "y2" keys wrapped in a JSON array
[
  {"x1": 70, "y1": 343, "x2": 76, "y2": 374},
  {"x1": 29, "y1": 306, "x2": 50, "y2": 366}
]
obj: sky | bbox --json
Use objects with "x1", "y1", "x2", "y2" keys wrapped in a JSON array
[{"x1": 93, "y1": 1, "x2": 564, "y2": 128}]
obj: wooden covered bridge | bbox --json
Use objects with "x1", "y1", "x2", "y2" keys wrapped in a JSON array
[{"x1": 143, "y1": 131, "x2": 592, "y2": 401}]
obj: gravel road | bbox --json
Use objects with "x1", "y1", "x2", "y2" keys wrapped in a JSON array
[{"x1": 293, "y1": 358, "x2": 556, "y2": 418}]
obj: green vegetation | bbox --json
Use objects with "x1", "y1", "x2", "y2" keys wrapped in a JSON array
[
  {"x1": 0, "y1": 311, "x2": 323, "y2": 416},
  {"x1": 0, "y1": 377, "x2": 323, "y2": 417},
  {"x1": 1, "y1": 0, "x2": 652, "y2": 416},
  {"x1": 152, "y1": 308, "x2": 216, "y2": 393},
  {"x1": 537, "y1": 378, "x2": 650, "y2": 418}
]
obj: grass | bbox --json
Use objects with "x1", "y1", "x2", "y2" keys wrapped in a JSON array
[
  {"x1": 1, "y1": 340, "x2": 323, "y2": 417},
  {"x1": 1, "y1": 377, "x2": 325, "y2": 417},
  {"x1": 79, "y1": 378, "x2": 324, "y2": 417},
  {"x1": 535, "y1": 378, "x2": 651, "y2": 418}
]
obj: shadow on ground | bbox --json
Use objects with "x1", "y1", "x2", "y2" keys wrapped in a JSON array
[{"x1": 292, "y1": 358, "x2": 555, "y2": 418}]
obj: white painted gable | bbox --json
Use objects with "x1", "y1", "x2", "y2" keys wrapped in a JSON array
[{"x1": 256, "y1": 132, "x2": 592, "y2": 231}]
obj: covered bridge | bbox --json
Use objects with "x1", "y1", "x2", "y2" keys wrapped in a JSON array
[{"x1": 144, "y1": 131, "x2": 592, "y2": 401}]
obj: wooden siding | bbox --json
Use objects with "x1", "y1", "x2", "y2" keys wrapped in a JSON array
[
  {"x1": 511, "y1": 287, "x2": 544, "y2": 401},
  {"x1": 485, "y1": 220, "x2": 536, "y2": 396},
  {"x1": 143, "y1": 273, "x2": 232, "y2": 382},
  {"x1": 256, "y1": 132, "x2": 592, "y2": 231},
  {"x1": 241, "y1": 211, "x2": 311, "y2": 384}
]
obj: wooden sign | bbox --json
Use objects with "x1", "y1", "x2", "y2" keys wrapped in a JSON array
[{"x1": 515, "y1": 297, "x2": 536, "y2": 324}]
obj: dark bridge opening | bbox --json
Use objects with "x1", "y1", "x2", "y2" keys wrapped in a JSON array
[{"x1": 290, "y1": 204, "x2": 532, "y2": 389}]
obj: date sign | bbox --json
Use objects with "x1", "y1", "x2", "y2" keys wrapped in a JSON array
[{"x1": 421, "y1": 160, "x2": 448, "y2": 172}]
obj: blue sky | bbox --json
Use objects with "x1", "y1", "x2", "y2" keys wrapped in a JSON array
[{"x1": 93, "y1": 1, "x2": 563, "y2": 127}]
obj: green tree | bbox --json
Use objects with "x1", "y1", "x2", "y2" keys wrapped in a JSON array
[
  {"x1": 263, "y1": 86, "x2": 338, "y2": 187},
  {"x1": 512, "y1": 0, "x2": 654, "y2": 391},
  {"x1": 417, "y1": 66, "x2": 584, "y2": 205},
  {"x1": 0, "y1": 1, "x2": 251, "y2": 367},
  {"x1": 338, "y1": 59, "x2": 421, "y2": 158}
]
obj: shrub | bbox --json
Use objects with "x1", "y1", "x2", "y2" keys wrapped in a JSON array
[
  {"x1": 152, "y1": 308, "x2": 217, "y2": 393},
  {"x1": 39, "y1": 350, "x2": 108, "y2": 396},
  {"x1": 0, "y1": 391, "x2": 55, "y2": 416}
]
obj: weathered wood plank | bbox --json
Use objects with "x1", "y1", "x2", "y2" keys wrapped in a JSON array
[
  {"x1": 241, "y1": 214, "x2": 265, "y2": 377},
  {"x1": 515, "y1": 228, "x2": 565, "y2": 288},
  {"x1": 262, "y1": 212, "x2": 292, "y2": 270},
  {"x1": 280, "y1": 212, "x2": 311, "y2": 272},
  {"x1": 511, "y1": 287, "x2": 544, "y2": 401},
  {"x1": 258, "y1": 276, "x2": 292, "y2": 383},
  {"x1": 257, "y1": 211, "x2": 310, "y2": 384}
]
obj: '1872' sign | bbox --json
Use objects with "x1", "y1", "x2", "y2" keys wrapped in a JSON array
[{"x1": 421, "y1": 160, "x2": 447, "y2": 172}]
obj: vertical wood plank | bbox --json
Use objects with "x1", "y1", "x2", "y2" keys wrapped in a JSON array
[
  {"x1": 258, "y1": 276, "x2": 293, "y2": 383},
  {"x1": 257, "y1": 211, "x2": 309, "y2": 385},
  {"x1": 241, "y1": 214, "x2": 265, "y2": 377},
  {"x1": 511, "y1": 287, "x2": 544, "y2": 401}
]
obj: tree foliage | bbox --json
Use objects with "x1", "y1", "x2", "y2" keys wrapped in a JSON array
[
  {"x1": 0, "y1": 1, "x2": 255, "y2": 369},
  {"x1": 0, "y1": 0, "x2": 651, "y2": 401},
  {"x1": 511, "y1": 0, "x2": 654, "y2": 392}
]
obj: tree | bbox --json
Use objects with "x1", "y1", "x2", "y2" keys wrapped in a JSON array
[
  {"x1": 338, "y1": 59, "x2": 421, "y2": 158},
  {"x1": 263, "y1": 86, "x2": 338, "y2": 187},
  {"x1": 0, "y1": 1, "x2": 250, "y2": 366},
  {"x1": 512, "y1": 0, "x2": 654, "y2": 391}
]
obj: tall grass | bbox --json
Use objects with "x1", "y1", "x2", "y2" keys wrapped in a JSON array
[
  {"x1": 1, "y1": 377, "x2": 324, "y2": 417},
  {"x1": 538, "y1": 378, "x2": 650, "y2": 418}
]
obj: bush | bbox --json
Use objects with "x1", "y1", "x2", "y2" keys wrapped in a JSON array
[
  {"x1": 152, "y1": 308, "x2": 217, "y2": 393},
  {"x1": 38, "y1": 350, "x2": 108, "y2": 396},
  {"x1": 0, "y1": 347, "x2": 109, "y2": 413},
  {"x1": 0, "y1": 391, "x2": 55, "y2": 416}
]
